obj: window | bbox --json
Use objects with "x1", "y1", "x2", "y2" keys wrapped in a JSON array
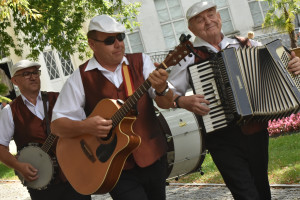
[
  {"x1": 248, "y1": 0, "x2": 270, "y2": 27},
  {"x1": 58, "y1": 52, "x2": 74, "y2": 76},
  {"x1": 207, "y1": 0, "x2": 234, "y2": 34},
  {"x1": 125, "y1": 31, "x2": 144, "y2": 53},
  {"x1": 43, "y1": 50, "x2": 74, "y2": 80},
  {"x1": 43, "y1": 51, "x2": 60, "y2": 80},
  {"x1": 154, "y1": 0, "x2": 189, "y2": 50}
]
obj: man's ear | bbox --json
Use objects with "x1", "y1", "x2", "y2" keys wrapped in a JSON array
[
  {"x1": 11, "y1": 77, "x2": 18, "y2": 86},
  {"x1": 88, "y1": 38, "x2": 95, "y2": 51}
]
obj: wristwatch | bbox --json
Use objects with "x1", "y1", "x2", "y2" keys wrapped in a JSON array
[
  {"x1": 155, "y1": 85, "x2": 169, "y2": 96},
  {"x1": 173, "y1": 96, "x2": 182, "y2": 108}
]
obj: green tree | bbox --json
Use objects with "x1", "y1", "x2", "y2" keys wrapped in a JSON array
[
  {"x1": 261, "y1": 0, "x2": 300, "y2": 48},
  {"x1": 0, "y1": 79, "x2": 10, "y2": 103},
  {"x1": 0, "y1": 0, "x2": 141, "y2": 60}
]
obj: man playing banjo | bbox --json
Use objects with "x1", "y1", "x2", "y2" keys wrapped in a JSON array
[{"x1": 0, "y1": 60, "x2": 91, "y2": 200}]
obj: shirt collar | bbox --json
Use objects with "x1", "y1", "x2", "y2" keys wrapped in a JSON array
[
  {"x1": 20, "y1": 91, "x2": 42, "y2": 105},
  {"x1": 85, "y1": 56, "x2": 129, "y2": 72},
  {"x1": 193, "y1": 35, "x2": 239, "y2": 53}
]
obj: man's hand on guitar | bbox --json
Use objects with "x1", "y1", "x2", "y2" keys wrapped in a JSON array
[
  {"x1": 288, "y1": 51, "x2": 300, "y2": 75},
  {"x1": 84, "y1": 116, "x2": 112, "y2": 137},
  {"x1": 178, "y1": 95, "x2": 210, "y2": 116},
  {"x1": 17, "y1": 162, "x2": 38, "y2": 182},
  {"x1": 148, "y1": 69, "x2": 169, "y2": 92}
]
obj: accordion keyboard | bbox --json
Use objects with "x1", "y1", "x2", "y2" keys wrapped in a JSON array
[{"x1": 189, "y1": 61, "x2": 228, "y2": 133}]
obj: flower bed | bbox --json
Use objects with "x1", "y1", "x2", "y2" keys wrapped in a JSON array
[{"x1": 268, "y1": 113, "x2": 300, "y2": 137}]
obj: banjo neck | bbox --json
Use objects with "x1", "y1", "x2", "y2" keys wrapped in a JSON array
[{"x1": 40, "y1": 133, "x2": 57, "y2": 153}]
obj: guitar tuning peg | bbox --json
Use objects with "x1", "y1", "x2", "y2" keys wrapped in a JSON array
[
  {"x1": 173, "y1": 59, "x2": 177, "y2": 63},
  {"x1": 178, "y1": 55, "x2": 182, "y2": 59}
]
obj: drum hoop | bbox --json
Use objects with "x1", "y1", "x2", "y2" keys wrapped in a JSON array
[{"x1": 157, "y1": 108, "x2": 206, "y2": 178}]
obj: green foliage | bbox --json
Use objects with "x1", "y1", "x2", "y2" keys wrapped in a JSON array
[
  {"x1": 0, "y1": 76, "x2": 11, "y2": 103},
  {"x1": 260, "y1": 0, "x2": 300, "y2": 48},
  {"x1": 0, "y1": 83, "x2": 8, "y2": 96},
  {"x1": 0, "y1": 0, "x2": 141, "y2": 60},
  {"x1": 0, "y1": 163, "x2": 15, "y2": 180}
]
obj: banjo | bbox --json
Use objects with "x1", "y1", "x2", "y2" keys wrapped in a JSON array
[
  {"x1": 16, "y1": 134, "x2": 57, "y2": 190},
  {"x1": 15, "y1": 92, "x2": 58, "y2": 190}
]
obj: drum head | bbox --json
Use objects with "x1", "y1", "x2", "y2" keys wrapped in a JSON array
[{"x1": 17, "y1": 146, "x2": 54, "y2": 189}]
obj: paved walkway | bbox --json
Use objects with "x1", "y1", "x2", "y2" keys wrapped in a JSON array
[{"x1": 1, "y1": 180, "x2": 299, "y2": 200}]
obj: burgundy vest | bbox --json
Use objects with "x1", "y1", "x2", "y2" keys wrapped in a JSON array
[
  {"x1": 79, "y1": 54, "x2": 167, "y2": 168},
  {"x1": 11, "y1": 92, "x2": 59, "y2": 151}
]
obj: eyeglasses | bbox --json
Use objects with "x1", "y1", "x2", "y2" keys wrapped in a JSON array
[
  {"x1": 14, "y1": 70, "x2": 41, "y2": 79},
  {"x1": 92, "y1": 33, "x2": 126, "y2": 45}
]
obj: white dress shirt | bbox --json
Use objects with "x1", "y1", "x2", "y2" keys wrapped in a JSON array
[
  {"x1": 0, "y1": 92, "x2": 45, "y2": 147},
  {"x1": 168, "y1": 35, "x2": 262, "y2": 95},
  {"x1": 52, "y1": 54, "x2": 173, "y2": 122}
]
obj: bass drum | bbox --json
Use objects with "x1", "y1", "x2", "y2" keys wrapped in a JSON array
[{"x1": 156, "y1": 108, "x2": 206, "y2": 179}]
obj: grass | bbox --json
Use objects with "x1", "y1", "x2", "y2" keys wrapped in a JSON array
[
  {"x1": 169, "y1": 132, "x2": 300, "y2": 184},
  {"x1": 1, "y1": 133, "x2": 299, "y2": 184}
]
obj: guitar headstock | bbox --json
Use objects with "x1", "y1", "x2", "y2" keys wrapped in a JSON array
[{"x1": 159, "y1": 34, "x2": 193, "y2": 69}]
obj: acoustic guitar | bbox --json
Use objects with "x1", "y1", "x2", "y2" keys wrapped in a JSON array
[{"x1": 56, "y1": 34, "x2": 193, "y2": 195}]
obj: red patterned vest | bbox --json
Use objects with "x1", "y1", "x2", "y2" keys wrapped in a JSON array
[
  {"x1": 79, "y1": 54, "x2": 167, "y2": 169},
  {"x1": 10, "y1": 92, "x2": 67, "y2": 183},
  {"x1": 11, "y1": 92, "x2": 59, "y2": 151}
]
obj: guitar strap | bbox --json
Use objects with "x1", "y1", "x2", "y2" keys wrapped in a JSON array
[
  {"x1": 121, "y1": 62, "x2": 135, "y2": 98},
  {"x1": 41, "y1": 91, "x2": 51, "y2": 135}
]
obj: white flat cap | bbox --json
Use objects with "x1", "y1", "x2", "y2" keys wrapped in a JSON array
[
  {"x1": 88, "y1": 15, "x2": 125, "y2": 33},
  {"x1": 11, "y1": 60, "x2": 41, "y2": 77},
  {"x1": 186, "y1": 1, "x2": 217, "y2": 21}
]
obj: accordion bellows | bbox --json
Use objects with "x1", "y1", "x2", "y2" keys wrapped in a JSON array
[{"x1": 188, "y1": 39, "x2": 300, "y2": 133}]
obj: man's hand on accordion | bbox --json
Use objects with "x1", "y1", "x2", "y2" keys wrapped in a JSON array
[
  {"x1": 174, "y1": 94, "x2": 210, "y2": 116},
  {"x1": 288, "y1": 51, "x2": 300, "y2": 75}
]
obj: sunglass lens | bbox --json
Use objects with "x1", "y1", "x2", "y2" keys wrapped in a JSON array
[
  {"x1": 116, "y1": 33, "x2": 126, "y2": 42},
  {"x1": 104, "y1": 36, "x2": 116, "y2": 45}
]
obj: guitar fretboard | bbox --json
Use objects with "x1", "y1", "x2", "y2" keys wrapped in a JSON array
[{"x1": 111, "y1": 79, "x2": 152, "y2": 128}]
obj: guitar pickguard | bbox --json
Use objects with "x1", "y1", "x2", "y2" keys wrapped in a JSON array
[{"x1": 96, "y1": 133, "x2": 118, "y2": 163}]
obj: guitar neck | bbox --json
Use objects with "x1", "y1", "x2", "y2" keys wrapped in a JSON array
[
  {"x1": 41, "y1": 133, "x2": 57, "y2": 153},
  {"x1": 111, "y1": 79, "x2": 152, "y2": 128},
  {"x1": 110, "y1": 34, "x2": 193, "y2": 128}
]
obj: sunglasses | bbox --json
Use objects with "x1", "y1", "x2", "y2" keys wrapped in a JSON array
[
  {"x1": 92, "y1": 33, "x2": 126, "y2": 45},
  {"x1": 14, "y1": 70, "x2": 41, "y2": 79}
]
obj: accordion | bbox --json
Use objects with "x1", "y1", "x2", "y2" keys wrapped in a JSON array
[{"x1": 188, "y1": 39, "x2": 300, "y2": 134}]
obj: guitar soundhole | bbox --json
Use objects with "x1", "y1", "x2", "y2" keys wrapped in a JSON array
[{"x1": 96, "y1": 134, "x2": 117, "y2": 163}]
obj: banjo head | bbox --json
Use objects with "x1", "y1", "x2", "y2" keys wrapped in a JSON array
[{"x1": 17, "y1": 145, "x2": 55, "y2": 190}]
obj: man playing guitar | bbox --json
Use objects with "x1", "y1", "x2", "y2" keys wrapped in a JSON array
[
  {"x1": 0, "y1": 60, "x2": 90, "y2": 200},
  {"x1": 51, "y1": 15, "x2": 174, "y2": 200}
]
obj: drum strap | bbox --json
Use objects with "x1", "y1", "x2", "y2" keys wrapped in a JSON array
[{"x1": 41, "y1": 91, "x2": 50, "y2": 135}]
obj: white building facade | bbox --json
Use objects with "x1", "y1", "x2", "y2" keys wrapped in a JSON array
[{"x1": 0, "y1": 0, "x2": 296, "y2": 96}]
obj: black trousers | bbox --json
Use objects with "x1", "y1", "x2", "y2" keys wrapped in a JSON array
[
  {"x1": 109, "y1": 155, "x2": 167, "y2": 200},
  {"x1": 205, "y1": 126, "x2": 271, "y2": 200},
  {"x1": 28, "y1": 181, "x2": 91, "y2": 200}
]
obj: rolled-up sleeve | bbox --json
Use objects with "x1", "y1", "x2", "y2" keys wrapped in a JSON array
[{"x1": 51, "y1": 69, "x2": 86, "y2": 122}]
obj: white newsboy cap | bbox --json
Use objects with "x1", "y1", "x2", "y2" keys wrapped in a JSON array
[
  {"x1": 186, "y1": 1, "x2": 217, "y2": 21},
  {"x1": 11, "y1": 60, "x2": 41, "y2": 77},
  {"x1": 88, "y1": 14, "x2": 126, "y2": 33}
]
